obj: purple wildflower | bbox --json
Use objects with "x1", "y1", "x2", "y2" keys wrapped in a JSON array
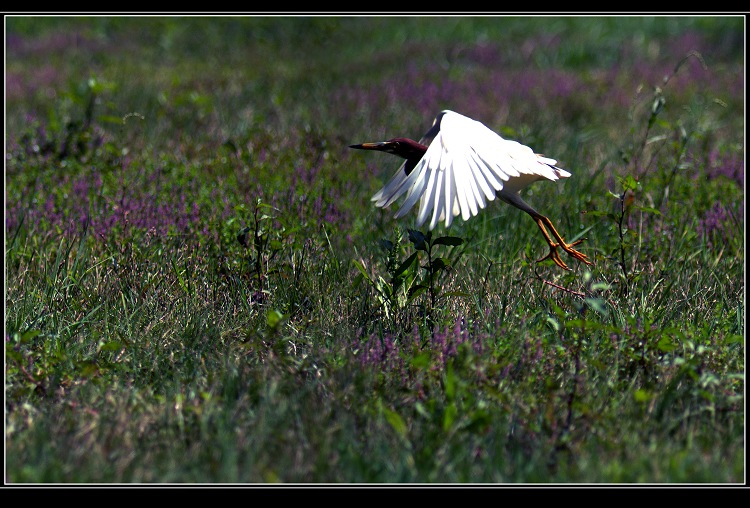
[
  {"x1": 698, "y1": 200, "x2": 742, "y2": 249},
  {"x1": 706, "y1": 150, "x2": 744, "y2": 187}
]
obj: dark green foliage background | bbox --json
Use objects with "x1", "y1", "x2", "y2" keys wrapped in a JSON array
[{"x1": 5, "y1": 16, "x2": 744, "y2": 483}]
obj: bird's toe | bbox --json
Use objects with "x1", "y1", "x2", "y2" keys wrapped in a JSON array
[{"x1": 537, "y1": 248, "x2": 571, "y2": 270}]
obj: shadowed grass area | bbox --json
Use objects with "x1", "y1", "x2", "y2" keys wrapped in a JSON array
[{"x1": 5, "y1": 15, "x2": 744, "y2": 483}]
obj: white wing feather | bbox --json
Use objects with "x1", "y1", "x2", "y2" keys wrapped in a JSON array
[{"x1": 372, "y1": 110, "x2": 571, "y2": 230}]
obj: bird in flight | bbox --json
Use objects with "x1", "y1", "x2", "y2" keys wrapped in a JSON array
[{"x1": 350, "y1": 110, "x2": 592, "y2": 270}]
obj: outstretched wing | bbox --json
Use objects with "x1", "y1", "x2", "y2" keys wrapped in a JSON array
[{"x1": 374, "y1": 110, "x2": 571, "y2": 230}]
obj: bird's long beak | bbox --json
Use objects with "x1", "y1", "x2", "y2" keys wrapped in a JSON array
[{"x1": 349, "y1": 142, "x2": 388, "y2": 150}]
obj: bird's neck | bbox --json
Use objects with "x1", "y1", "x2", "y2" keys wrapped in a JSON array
[{"x1": 391, "y1": 137, "x2": 428, "y2": 160}]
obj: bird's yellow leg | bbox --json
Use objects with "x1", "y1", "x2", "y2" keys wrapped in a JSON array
[
  {"x1": 540, "y1": 216, "x2": 592, "y2": 264},
  {"x1": 533, "y1": 218, "x2": 570, "y2": 269},
  {"x1": 533, "y1": 216, "x2": 592, "y2": 269}
]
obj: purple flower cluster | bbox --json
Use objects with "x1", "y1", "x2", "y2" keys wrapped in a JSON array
[
  {"x1": 356, "y1": 317, "x2": 487, "y2": 373},
  {"x1": 332, "y1": 29, "x2": 741, "y2": 144},
  {"x1": 5, "y1": 161, "x2": 211, "y2": 245},
  {"x1": 356, "y1": 330, "x2": 406, "y2": 373},
  {"x1": 6, "y1": 127, "x2": 356, "y2": 255},
  {"x1": 6, "y1": 31, "x2": 106, "y2": 102},
  {"x1": 5, "y1": 169, "x2": 101, "y2": 238},
  {"x1": 698, "y1": 200, "x2": 743, "y2": 249},
  {"x1": 332, "y1": 64, "x2": 589, "y2": 126},
  {"x1": 429, "y1": 318, "x2": 486, "y2": 368},
  {"x1": 285, "y1": 162, "x2": 354, "y2": 230},
  {"x1": 706, "y1": 149, "x2": 744, "y2": 187},
  {"x1": 499, "y1": 334, "x2": 544, "y2": 380}
]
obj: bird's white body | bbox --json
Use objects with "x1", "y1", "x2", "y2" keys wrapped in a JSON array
[
  {"x1": 356, "y1": 109, "x2": 591, "y2": 269},
  {"x1": 371, "y1": 109, "x2": 571, "y2": 230}
]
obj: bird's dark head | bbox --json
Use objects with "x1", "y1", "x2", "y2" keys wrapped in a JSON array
[{"x1": 349, "y1": 137, "x2": 428, "y2": 160}]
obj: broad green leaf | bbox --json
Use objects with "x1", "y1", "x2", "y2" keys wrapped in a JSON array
[
  {"x1": 546, "y1": 316, "x2": 561, "y2": 332},
  {"x1": 394, "y1": 252, "x2": 419, "y2": 278},
  {"x1": 20, "y1": 329, "x2": 42, "y2": 343},
  {"x1": 352, "y1": 259, "x2": 373, "y2": 283},
  {"x1": 384, "y1": 408, "x2": 407, "y2": 438},
  {"x1": 266, "y1": 309, "x2": 285, "y2": 329},
  {"x1": 414, "y1": 402, "x2": 430, "y2": 419},
  {"x1": 407, "y1": 284, "x2": 428, "y2": 300},
  {"x1": 433, "y1": 236, "x2": 464, "y2": 247},
  {"x1": 620, "y1": 174, "x2": 639, "y2": 192},
  {"x1": 430, "y1": 258, "x2": 448, "y2": 271},
  {"x1": 443, "y1": 402, "x2": 458, "y2": 432},
  {"x1": 657, "y1": 335, "x2": 676, "y2": 352},
  {"x1": 634, "y1": 389, "x2": 653, "y2": 403},
  {"x1": 408, "y1": 229, "x2": 427, "y2": 251},
  {"x1": 98, "y1": 341, "x2": 124, "y2": 352}
]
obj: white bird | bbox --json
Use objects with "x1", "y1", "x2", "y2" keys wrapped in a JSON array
[{"x1": 350, "y1": 109, "x2": 591, "y2": 270}]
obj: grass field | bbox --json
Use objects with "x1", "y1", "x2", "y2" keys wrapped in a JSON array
[{"x1": 4, "y1": 15, "x2": 745, "y2": 484}]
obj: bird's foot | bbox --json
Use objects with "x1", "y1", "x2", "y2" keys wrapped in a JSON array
[{"x1": 537, "y1": 239, "x2": 592, "y2": 270}]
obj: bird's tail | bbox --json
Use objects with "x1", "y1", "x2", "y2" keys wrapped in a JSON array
[{"x1": 536, "y1": 154, "x2": 571, "y2": 179}]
